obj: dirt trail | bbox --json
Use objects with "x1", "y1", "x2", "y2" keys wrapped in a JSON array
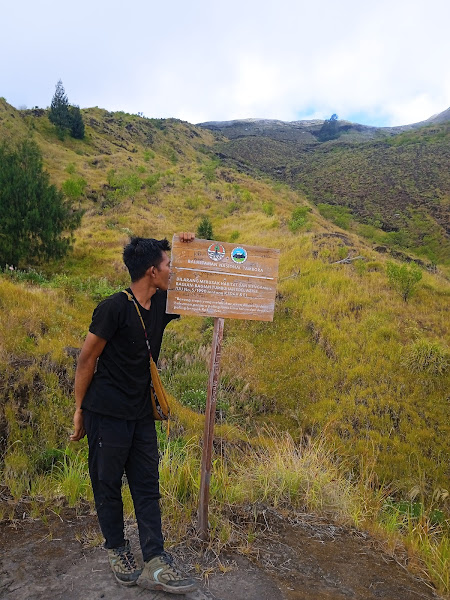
[{"x1": 0, "y1": 507, "x2": 443, "y2": 600}]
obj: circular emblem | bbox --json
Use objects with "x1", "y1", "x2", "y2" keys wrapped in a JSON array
[
  {"x1": 208, "y1": 243, "x2": 226, "y2": 262},
  {"x1": 231, "y1": 247, "x2": 247, "y2": 263}
]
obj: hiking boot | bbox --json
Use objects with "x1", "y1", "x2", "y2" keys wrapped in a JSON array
[
  {"x1": 107, "y1": 539, "x2": 142, "y2": 586},
  {"x1": 137, "y1": 552, "x2": 197, "y2": 595}
]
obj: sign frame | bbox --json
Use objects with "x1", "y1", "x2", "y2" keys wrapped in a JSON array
[
  {"x1": 167, "y1": 236, "x2": 280, "y2": 322},
  {"x1": 167, "y1": 236, "x2": 280, "y2": 540}
]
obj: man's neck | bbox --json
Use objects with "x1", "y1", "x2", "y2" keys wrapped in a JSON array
[{"x1": 129, "y1": 279, "x2": 157, "y2": 310}]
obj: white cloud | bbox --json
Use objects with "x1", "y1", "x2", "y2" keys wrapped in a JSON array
[{"x1": 0, "y1": 0, "x2": 449, "y2": 125}]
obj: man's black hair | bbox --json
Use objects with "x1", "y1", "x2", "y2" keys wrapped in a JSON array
[{"x1": 123, "y1": 237, "x2": 171, "y2": 282}]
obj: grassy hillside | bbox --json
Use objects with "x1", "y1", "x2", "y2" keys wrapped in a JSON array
[
  {"x1": 0, "y1": 100, "x2": 449, "y2": 594},
  {"x1": 203, "y1": 120, "x2": 450, "y2": 266}
]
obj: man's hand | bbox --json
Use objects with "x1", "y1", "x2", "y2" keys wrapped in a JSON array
[
  {"x1": 179, "y1": 232, "x2": 195, "y2": 242},
  {"x1": 70, "y1": 408, "x2": 85, "y2": 442}
]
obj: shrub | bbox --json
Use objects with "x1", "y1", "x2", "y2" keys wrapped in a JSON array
[
  {"x1": 226, "y1": 201, "x2": 239, "y2": 215},
  {"x1": 62, "y1": 176, "x2": 87, "y2": 200},
  {"x1": 107, "y1": 170, "x2": 143, "y2": 201},
  {"x1": 201, "y1": 159, "x2": 219, "y2": 182},
  {"x1": 289, "y1": 206, "x2": 310, "y2": 233},
  {"x1": 318, "y1": 203, "x2": 352, "y2": 230},
  {"x1": 185, "y1": 197, "x2": 201, "y2": 210},
  {"x1": 143, "y1": 150, "x2": 155, "y2": 162},
  {"x1": 241, "y1": 189, "x2": 252, "y2": 202},
  {"x1": 386, "y1": 261, "x2": 422, "y2": 302},
  {"x1": 354, "y1": 259, "x2": 367, "y2": 276},
  {"x1": 144, "y1": 173, "x2": 161, "y2": 192},
  {"x1": 262, "y1": 202, "x2": 274, "y2": 216}
]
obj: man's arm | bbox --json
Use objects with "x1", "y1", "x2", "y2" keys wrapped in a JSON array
[{"x1": 70, "y1": 332, "x2": 107, "y2": 441}]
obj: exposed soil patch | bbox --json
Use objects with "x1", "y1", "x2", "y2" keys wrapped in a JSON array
[
  {"x1": 0, "y1": 504, "x2": 443, "y2": 600},
  {"x1": 248, "y1": 510, "x2": 442, "y2": 600}
]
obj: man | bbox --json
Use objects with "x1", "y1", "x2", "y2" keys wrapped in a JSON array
[{"x1": 70, "y1": 233, "x2": 197, "y2": 594}]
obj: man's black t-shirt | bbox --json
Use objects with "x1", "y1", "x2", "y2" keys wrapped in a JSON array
[{"x1": 81, "y1": 289, "x2": 179, "y2": 420}]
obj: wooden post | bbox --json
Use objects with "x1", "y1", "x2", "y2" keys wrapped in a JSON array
[{"x1": 198, "y1": 317, "x2": 224, "y2": 541}]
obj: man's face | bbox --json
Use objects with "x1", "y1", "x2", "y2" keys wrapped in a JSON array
[{"x1": 153, "y1": 252, "x2": 171, "y2": 290}]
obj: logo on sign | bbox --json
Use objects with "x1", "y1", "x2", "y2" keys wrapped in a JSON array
[
  {"x1": 231, "y1": 247, "x2": 247, "y2": 263},
  {"x1": 208, "y1": 243, "x2": 226, "y2": 261}
]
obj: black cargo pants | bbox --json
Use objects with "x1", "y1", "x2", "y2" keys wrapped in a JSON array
[{"x1": 83, "y1": 409, "x2": 164, "y2": 561}]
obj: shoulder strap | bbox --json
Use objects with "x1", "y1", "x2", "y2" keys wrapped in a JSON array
[{"x1": 122, "y1": 290, "x2": 153, "y2": 360}]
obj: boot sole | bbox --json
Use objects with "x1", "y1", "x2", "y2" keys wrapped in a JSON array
[
  {"x1": 113, "y1": 573, "x2": 140, "y2": 587},
  {"x1": 137, "y1": 577, "x2": 197, "y2": 594}
]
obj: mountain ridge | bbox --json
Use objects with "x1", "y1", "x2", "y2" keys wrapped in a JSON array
[
  {"x1": 198, "y1": 106, "x2": 450, "y2": 137},
  {"x1": 197, "y1": 108, "x2": 450, "y2": 263}
]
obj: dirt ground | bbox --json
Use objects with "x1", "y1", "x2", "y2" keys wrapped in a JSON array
[{"x1": 0, "y1": 503, "x2": 443, "y2": 600}]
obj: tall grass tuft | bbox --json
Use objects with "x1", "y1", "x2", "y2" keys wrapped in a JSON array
[
  {"x1": 53, "y1": 447, "x2": 92, "y2": 507},
  {"x1": 402, "y1": 338, "x2": 449, "y2": 375}
]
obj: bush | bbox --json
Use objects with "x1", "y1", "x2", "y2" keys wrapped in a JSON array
[
  {"x1": 226, "y1": 201, "x2": 239, "y2": 215},
  {"x1": 145, "y1": 173, "x2": 161, "y2": 192},
  {"x1": 107, "y1": 169, "x2": 143, "y2": 201},
  {"x1": 201, "y1": 159, "x2": 219, "y2": 182},
  {"x1": 62, "y1": 176, "x2": 87, "y2": 200},
  {"x1": 289, "y1": 206, "x2": 310, "y2": 233},
  {"x1": 262, "y1": 202, "x2": 274, "y2": 216},
  {"x1": 318, "y1": 203, "x2": 352, "y2": 229},
  {"x1": 185, "y1": 197, "x2": 201, "y2": 210},
  {"x1": 386, "y1": 261, "x2": 422, "y2": 302}
]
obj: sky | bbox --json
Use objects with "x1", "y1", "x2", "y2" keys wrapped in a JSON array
[{"x1": 1, "y1": 0, "x2": 449, "y2": 127}]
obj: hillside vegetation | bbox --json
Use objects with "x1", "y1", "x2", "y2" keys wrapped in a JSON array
[
  {"x1": 202, "y1": 119, "x2": 450, "y2": 266},
  {"x1": 0, "y1": 99, "x2": 449, "y2": 595}
]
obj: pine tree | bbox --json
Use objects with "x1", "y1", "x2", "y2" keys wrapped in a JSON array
[
  {"x1": 0, "y1": 139, "x2": 82, "y2": 267},
  {"x1": 196, "y1": 216, "x2": 214, "y2": 239},
  {"x1": 49, "y1": 80, "x2": 71, "y2": 136},
  {"x1": 69, "y1": 105, "x2": 85, "y2": 139}
]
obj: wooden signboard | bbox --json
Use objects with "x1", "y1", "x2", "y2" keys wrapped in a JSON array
[
  {"x1": 167, "y1": 236, "x2": 280, "y2": 321},
  {"x1": 166, "y1": 235, "x2": 280, "y2": 540}
]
